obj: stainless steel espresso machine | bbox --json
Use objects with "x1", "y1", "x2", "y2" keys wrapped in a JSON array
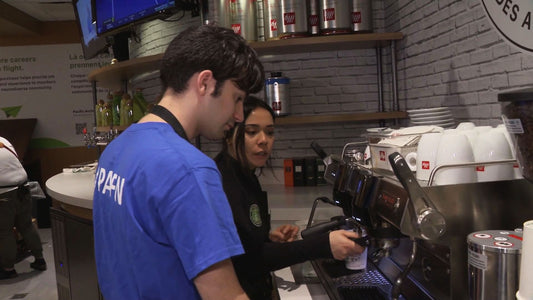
[{"x1": 303, "y1": 119, "x2": 533, "y2": 299}]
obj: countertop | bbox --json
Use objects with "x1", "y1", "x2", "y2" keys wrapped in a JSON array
[{"x1": 45, "y1": 171, "x2": 342, "y2": 221}]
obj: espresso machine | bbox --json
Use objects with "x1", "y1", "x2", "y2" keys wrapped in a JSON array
[{"x1": 303, "y1": 115, "x2": 533, "y2": 300}]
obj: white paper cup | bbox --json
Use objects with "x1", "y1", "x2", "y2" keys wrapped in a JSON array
[
  {"x1": 343, "y1": 228, "x2": 367, "y2": 270},
  {"x1": 345, "y1": 247, "x2": 368, "y2": 270},
  {"x1": 517, "y1": 220, "x2": 533, "y2": 300}
]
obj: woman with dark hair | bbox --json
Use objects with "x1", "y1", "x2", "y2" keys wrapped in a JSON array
[{"x1": 215, "y1": 96, "x2": 364, "y2": 300}]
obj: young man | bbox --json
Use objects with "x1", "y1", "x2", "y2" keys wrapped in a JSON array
[
  {"x1": 0, "y1": 136, "x2": 47, "y2": 280},
  {"x1": 92, "y1": 25, "x2": 264, "y2": 300}
]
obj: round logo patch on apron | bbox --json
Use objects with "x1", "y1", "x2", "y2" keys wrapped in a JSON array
[{"x1": 249, "y1": 204, "x2": 262, "y2": 227}]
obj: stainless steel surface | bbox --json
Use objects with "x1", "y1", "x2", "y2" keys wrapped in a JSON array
[
  {"x1": 229, "y1": 0, "x2": 257, "y2": 41},
  {"x1": 467, "y1": 230, "x2": 522, "y2": 300},
  {"x1": 280, "y1": 0, "x2": 308, "y2": 36},
  {"x1": 319, "y1": 0, "x2": 351, "y2": 34},
  {"x1": 263, "y1": 0, "x2": 281, "y2": 40},
  {"x1": 351, "y1": 0, "x2": 372, "y2": 32},
  {"x1": 372, "y1": 176, "x2": 533, "y2": 299}
]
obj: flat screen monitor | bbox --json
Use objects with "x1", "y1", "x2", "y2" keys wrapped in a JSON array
[
  {"x1": 95, "y1": 0, "x2": 177, "y2": 36},
  {"x1": 73, "y1": 0, "x2": 110, "y2": 59}
]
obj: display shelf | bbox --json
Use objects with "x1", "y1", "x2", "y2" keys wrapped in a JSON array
[
  {"x1": 95, "y1": 125, "x2": 128, "y2": 132},
  {"x1": 275, "y1": 111, "x2": 408, "y2": 125},
  {"x1": 87, "y1": 32, "x2": 403, "y2": 89}
]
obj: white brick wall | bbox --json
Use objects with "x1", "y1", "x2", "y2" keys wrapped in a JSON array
[
  {"x1": 122, "y1": 0, "x2": 533, "y2": 174},
  {"x1": 384, "y1": 0, "x2": 533, "y2": 128}
]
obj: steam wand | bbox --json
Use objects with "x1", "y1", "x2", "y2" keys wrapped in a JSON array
[{"x1": 388, "y1": 152, "x2": 446, "y2": 240}]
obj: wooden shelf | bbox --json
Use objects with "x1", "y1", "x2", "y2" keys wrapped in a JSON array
[
  {"x1": 88, "y1": 53, "x2": 163, "y2": 90},
  {"x1": 250, "y1": 32, "x2": 403, "y2": 55},
  {"x1": 274, "y1": 111, "x2": 407, "y2": 125},
  {"x1": 88, "y1": 32, "x2": 403, "y2": 89}
]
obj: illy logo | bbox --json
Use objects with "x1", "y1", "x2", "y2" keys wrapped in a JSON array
[
  {"x1": 272, "y1": 102, "x2": 282, "y2": 111},
  {"x1": 324, "y1": 8, "x2": 336, "y2": 21},
  {"x1": 379, "y1": 151, "x2": 386, "y2": 161},
  {"x1": 309, "y1": 14, "x2": 319, "y2": 26},
  {"x1": 421, "y1": 161, "x2": 430, "y2": 170},
  {"x1": 231, "y1": 24, "x2": 241, "y2": 35},
  {"x1": 270, "y1": 19, "x2": 278, "y2": 31},
  {"x1": 284, "y1": 12, "x2": 295, "y2": 25},
  {"x1": 352, "y1": 11, "x2": 362, "y2": 24},
  {"x1": 476, "y1": 166, "x2": 485, "y2": 172}
]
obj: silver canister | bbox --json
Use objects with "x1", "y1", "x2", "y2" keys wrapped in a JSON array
[
  {"x1": 467, "y1": 230, "x2": 522, "y2": 300},
  {"x1": 351, "y1": 0, "x2": 372, "y2": 32},
  {"x1": 265, "y1": 72, "x2": 290, "y2": 116},
  {"x1": 256, "y1": 0, "x2": 265, "y2": 41},
  {"x1": 307, "y1": 0, "x2": 320, "y2": 35},
  {"x1": 229, "y1": 0, "x2": 257, "y2": 41},
  {"x1": 280, "y1": 0, "x2": 309, "y2": 38},
  {"x1": 319, "y1": 0, "x2": 351, "y2": 35},
  {"x1": 263, "y1": 0, "x2": 281, "y2": 40},
  {"x1": 200, "y1": 0, "x2": 231, "y2": 28}
]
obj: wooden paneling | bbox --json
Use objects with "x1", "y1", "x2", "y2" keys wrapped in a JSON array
[{"x1": 0, "y1": 21, "x2": 80, "y2": 46}]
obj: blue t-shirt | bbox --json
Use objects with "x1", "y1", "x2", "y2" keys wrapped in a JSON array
[{"x1": 93, "y1": 122, "x2": 244, "y2": 300}]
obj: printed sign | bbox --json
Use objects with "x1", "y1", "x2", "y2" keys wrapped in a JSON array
[
  {"x1": 0, "y1": 44, "x2": 111, "y2": 147},
  {"x1": 481, "y1": 0, "x2": 533, "y2": 53}
]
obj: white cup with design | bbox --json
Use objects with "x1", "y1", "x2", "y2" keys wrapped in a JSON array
[
  {"x1": 473, "y1": 130, "x2": 514, "y2": 182},
  {"x1": 415, "y1": 132, "x2": 443, "y2": 182},
  {"x1": 434, "y1": 132, "x2": 476, "y2": 185}
]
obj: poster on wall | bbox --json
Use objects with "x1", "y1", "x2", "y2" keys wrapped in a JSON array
[
  {"x1": 481, "y1": 0, "x2": 533, "y2": 54},
  {"x1": 0, "y1": 43, "x2": 111, "y2": 148}
]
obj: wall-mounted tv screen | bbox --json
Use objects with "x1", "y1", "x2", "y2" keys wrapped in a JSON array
[
  {"x1": 95, "y1": 0, "x2": 177, "y2": 36},
  {"x1": 73, "y1": 0, "x2": 110, "y2": 59}
]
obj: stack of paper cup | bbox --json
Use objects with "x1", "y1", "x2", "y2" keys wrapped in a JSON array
[{"x1": 517, "y1": 220, "x2": 533, "y2": 300}]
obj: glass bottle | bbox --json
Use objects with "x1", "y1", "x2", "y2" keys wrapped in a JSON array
[
  {"x1": 112, "y1": 90, "x2": 123, "y2": 126},
  {"x1": 95, "y1": 99, "x2": 105, "y2": 127},
  {"x1": 132, "y1": 88, "x2": 148, "y2": 122},
  {"x1": 120, "y1": 93, "x2": 131, "y2": 126},
  {"x1": 102, "y1": 102, "x2": 113, "y2": 127}
]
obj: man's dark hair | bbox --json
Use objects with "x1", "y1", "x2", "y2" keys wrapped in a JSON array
[{"x1": 160, "y1": 25, "x2": 265, "y2": 96}]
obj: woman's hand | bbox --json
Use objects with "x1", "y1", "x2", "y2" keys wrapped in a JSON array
[
  {"x1": 269, "y1": 224, "x2": 299, "y2": 242},
  {"x1": 329, "y1": 230, "x2": 365, "y2": 260}
]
